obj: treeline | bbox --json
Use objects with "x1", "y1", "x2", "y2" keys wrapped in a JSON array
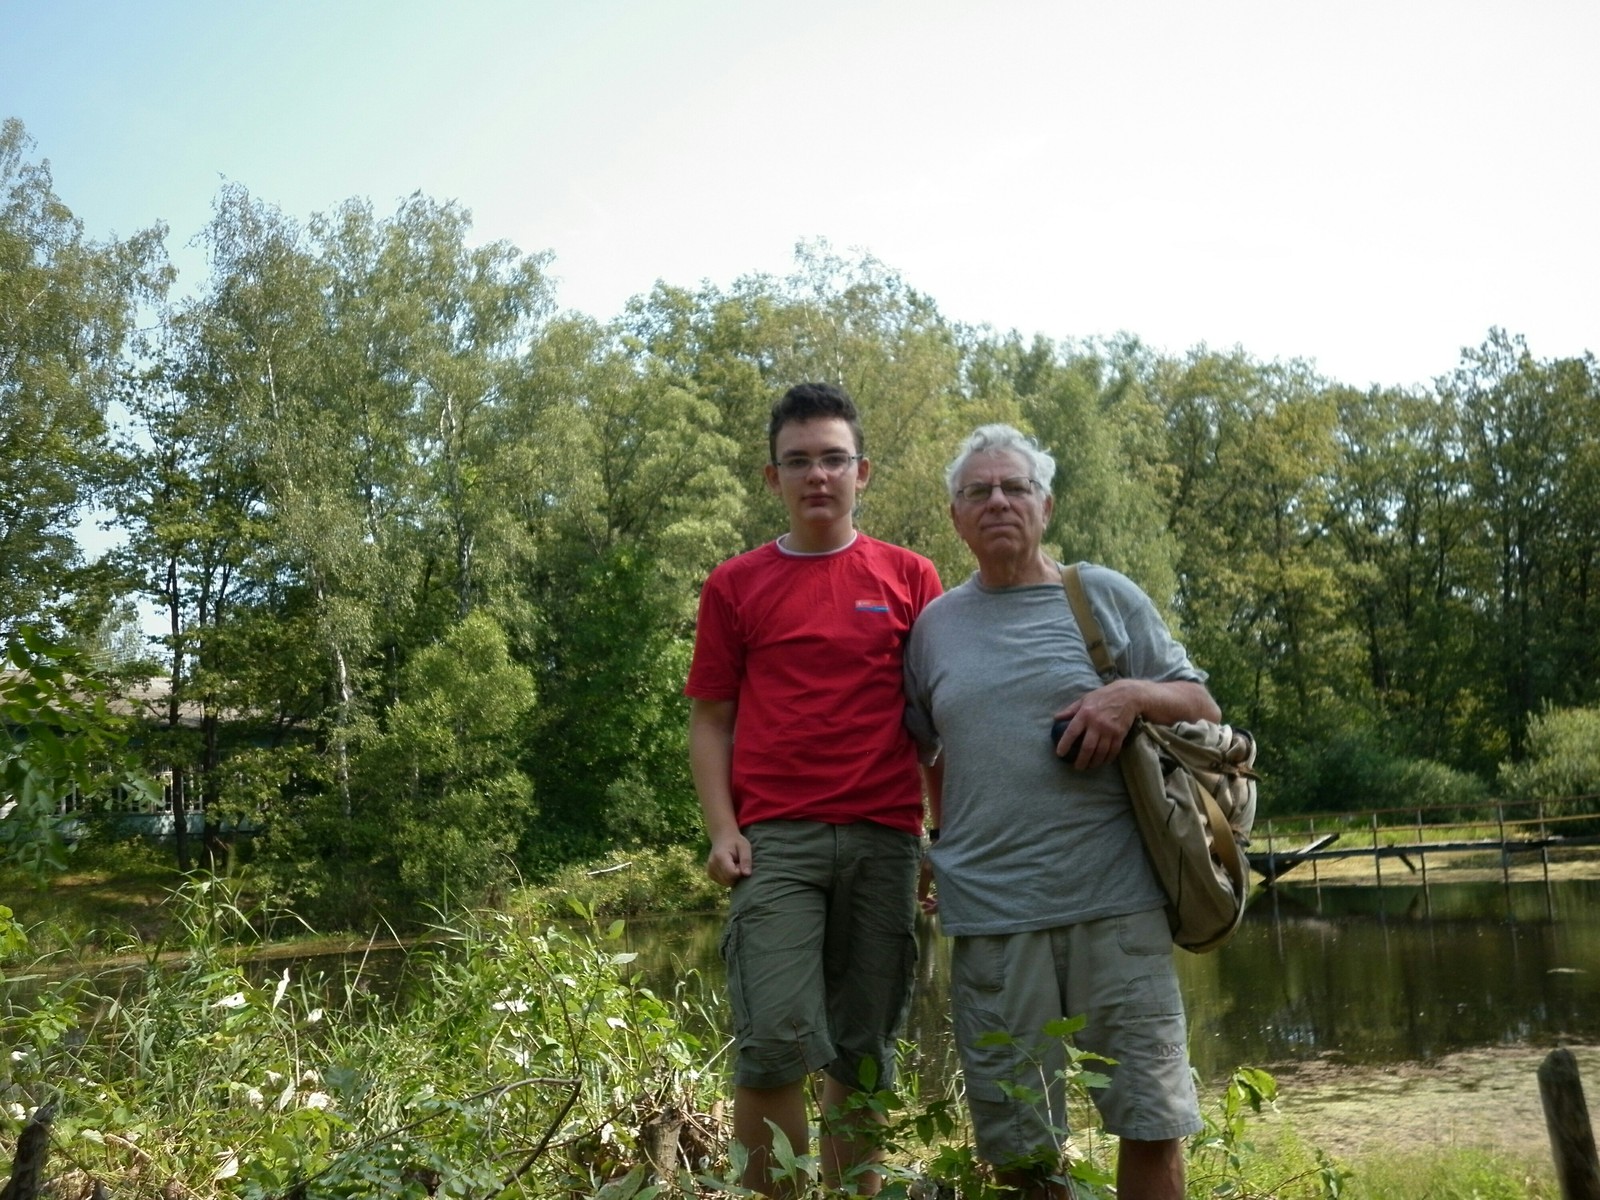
[{"x1": 5, "y1": 118, "x2": 1599, "y2": 924}]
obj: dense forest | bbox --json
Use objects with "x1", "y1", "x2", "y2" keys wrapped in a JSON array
[{"x1": 5, "y1": 116, "x2": 1599, "y2": 926}]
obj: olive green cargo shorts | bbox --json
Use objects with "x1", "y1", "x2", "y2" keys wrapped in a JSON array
[{"x1": 720, "y1": 819, "x2": 920, "y2": 1091}]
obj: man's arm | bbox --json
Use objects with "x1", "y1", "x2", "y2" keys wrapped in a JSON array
[
  {"x1": 689, "y1": 697, "x2": 751, "y2": 886},
  {"x1": 1051, "y1": 678, "x2": 1221, "y2": 771}
]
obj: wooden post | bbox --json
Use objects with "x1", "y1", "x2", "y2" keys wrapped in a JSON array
[
  {"x1": 1416, "y1": 808, "x2": 1431, "y2": 916},
  {"x1": 1371, "y1": 812, "x2": 1383, "y2": 891},
  {"x1": 1498, "y1": 803, "x2": 1514, "y2": 917},
  {"x1": 1539, "y1": 1048, "x2": 1600, "y2": 1200},
  {"x1": 0, "y1": 1102, "x2": 55, "y2": 1200}
]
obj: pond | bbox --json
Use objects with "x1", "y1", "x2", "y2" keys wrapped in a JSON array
[{"x1": 618, "y1": 876, "x2": 1600, "y2": 1086}]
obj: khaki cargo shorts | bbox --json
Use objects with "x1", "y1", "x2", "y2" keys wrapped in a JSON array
[{"x1": 950, "y1": 907, "x2": 1202, "y2": 1165}]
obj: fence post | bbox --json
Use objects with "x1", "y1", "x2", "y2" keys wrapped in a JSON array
[
  {"x1": 1415, "y1": 808, "x2": 1431, "y2": 916},
  {"x1": 1371, "y1": 812, "x2": 1383, "y2": 891},
  {"x1": 1, "y1": 1101, "x2": 55, "y2": 1200},
  {"x1": 1539, "y1": 1048, "x2": 1600, "y2": 1200}
]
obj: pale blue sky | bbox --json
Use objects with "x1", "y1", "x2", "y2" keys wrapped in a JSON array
[{"x1": 5, "y1": 0, "x2": 1598, "y2": 391}]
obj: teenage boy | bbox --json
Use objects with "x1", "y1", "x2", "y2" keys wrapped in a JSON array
[{"x1": 685, "y1": 382, "x2": 942, "y2": 1196}]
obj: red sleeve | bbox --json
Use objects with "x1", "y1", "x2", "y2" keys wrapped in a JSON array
[
  {"x1": 684, "y1": 568, "x2": 742, "y2": 700},
  {"x1": 914, "y1": 555, "x2": 944, "y2": 615}
]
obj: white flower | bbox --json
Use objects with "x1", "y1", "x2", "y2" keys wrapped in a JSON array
[
  {"x1": 491, "y1": 998, "x2": 530, "y2": 1013},
  {"x1": 265, "y1": 1070, "x2": 285, "y2": 1086},
  {"x1": 244, "y1": 1087, "x2": 265, "y2": 1108},
  {"x1": 10, "y1": 1050, "x2": 26, "y2": 1062},
  {"x1": 215, "y1": 1151, "x2": 240, "y2": 1180},
  {"x1": 605, "y1": 1016, "x2": 627, "y2": 1030},
  {"x1": 5, "y1": 1103, "x2": 25, "y2": 1121},
  {"x1": 303, "y1": 1092, "x2": 331, "y2": 1110},
  {"x1": 213, "y1": 992, "x2": 247, "y2": 1010},
  {"x1": 306, "y1": 1008, "x2": 324, "y2": 1025},
  {"x1": 558, "y1": 976, "x2": 578, "y2": 988}
]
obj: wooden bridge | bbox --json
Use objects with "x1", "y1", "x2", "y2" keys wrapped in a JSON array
[{"x1": 1246, "y1": 797, "x2": 1600, "y2": 898}]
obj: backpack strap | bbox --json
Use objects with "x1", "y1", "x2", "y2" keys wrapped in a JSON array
[{"x1": 1061, "y1": 563, "x2": 1118, "y2": 685}]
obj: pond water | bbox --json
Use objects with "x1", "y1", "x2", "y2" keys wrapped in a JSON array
[{"x1": 619, "y1": 877, "x2": 1600, "y2": 1085}]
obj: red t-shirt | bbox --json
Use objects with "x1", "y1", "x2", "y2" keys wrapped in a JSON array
[{"x1": 685, "y1": 534, "x2": 943, "y2": 834}]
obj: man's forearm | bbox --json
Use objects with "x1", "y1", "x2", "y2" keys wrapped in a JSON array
[{"x1": 1131, "y1": 679, "x2": 1221, "y2": 726}]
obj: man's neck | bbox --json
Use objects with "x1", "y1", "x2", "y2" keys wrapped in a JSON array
[
  {"x1": 976, "y1": 552, "x2": 1058, "y2": 589},
  {"x1": 783, "y1": 521, "x2": 857, "y2": 555}
]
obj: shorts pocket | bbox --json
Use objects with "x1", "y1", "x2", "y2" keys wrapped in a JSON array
[
  {"x1": 1116, "y1": 907, "x2": 1175, "y2": 957},
  {"x1": 718, "y1": 916, "x2": 752, "y2": 1040}
]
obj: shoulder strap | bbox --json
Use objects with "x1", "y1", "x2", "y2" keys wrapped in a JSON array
[{"x1": 1061, "y1": 564, "x2": 1118, "y2": 684}]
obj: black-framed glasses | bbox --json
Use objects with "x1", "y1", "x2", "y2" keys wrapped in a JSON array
[
  {"x1": 954, "y1": 477, "x2": 1040, "y2": 504},
  {"x1": 772, "y1": 452, "x2": 863, "y2": 475}
]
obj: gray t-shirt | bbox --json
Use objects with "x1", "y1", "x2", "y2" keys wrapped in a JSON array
[{"x1": 903, "y1": 562, "x2": 1206, "y2": 936}]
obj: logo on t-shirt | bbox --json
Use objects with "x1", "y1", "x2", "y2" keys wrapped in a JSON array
[{"x1": 854, "y1": 599, "x2": 890, "y2": 614}]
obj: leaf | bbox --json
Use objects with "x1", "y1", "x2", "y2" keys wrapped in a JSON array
[{"x1": 593, "y1": 1164, "x2": 648, "y2": 1200}]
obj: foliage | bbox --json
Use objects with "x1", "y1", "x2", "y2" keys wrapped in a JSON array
[
  {"x1": 248, "y1": 613, "x2": 537, "y2": 926},
  {"x1": 5, "y1": 115, "x2": 1600, "y2": 911},
  {"x1": 1341, "y1": 1148, "x2": 1555, "y2": 1199},
  {"x1": 1, "y1": 627, "x2": 159, "y2": 878},
  {"x1": 1498, "y1": 704, "x2": 1600, "y2": 815},
  {"x1": 516, "y1": 845, "x2": 728, "y2": 921},
  {"x1": 0, "y1": 118, "x2": 170, "y2": 633},
  {"x1": 1265, "y1": 729, "x2": 1490, "y2": 817},
  {"x1": 1, "y1": 879, "x2": 1376, "y2": 1199}
]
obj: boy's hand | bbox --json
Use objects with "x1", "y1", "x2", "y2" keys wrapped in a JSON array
[
  {"x1": 706, "y1": 833, "x2": 753, "y2": 887},
  {"x1": 918, "y1": 856, "x2": 938, "y2": 914}
]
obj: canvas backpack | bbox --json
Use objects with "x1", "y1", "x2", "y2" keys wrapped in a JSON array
[{"x1": 1061, "y1": 564, "x2": 1259, "y2": 953}]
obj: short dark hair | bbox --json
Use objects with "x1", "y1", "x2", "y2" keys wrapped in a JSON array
[{"x1": 768, "y1": 382, "x2": 865, "y2": 462}]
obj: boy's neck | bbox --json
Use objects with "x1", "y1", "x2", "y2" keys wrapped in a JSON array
[{"x1": 783, "y1": 519, "x2": 857, "y2": 555}]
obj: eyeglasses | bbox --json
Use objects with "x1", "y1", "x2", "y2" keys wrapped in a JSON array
[
  {"x1": 772, "y1": 453, "x2": 863, "y2": 475},
  {"x1": 954, "y1": 477, "x2": 1040, "y2": 504}
]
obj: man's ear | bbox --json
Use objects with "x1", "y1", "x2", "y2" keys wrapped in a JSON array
[
  {"x1": 1043, "y1": 492, "x2": 1055, "y2": 522},
  {"x1": 855, "y1": 456, "x2": 872, "y2": 492},
  {"x1": 763, "y1": 462, "x2": 781, "y2": 494}
]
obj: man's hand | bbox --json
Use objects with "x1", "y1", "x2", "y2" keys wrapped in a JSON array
[
  {"x1": 706, "y1": 832, "x2": 753, "y2": 887},
  {"x1": 1052, "y1": 677, "x2": 1220, "y2": 770},
  {"x1": 1051, "y1": 679, "x2": 1142, "y2": 770}
]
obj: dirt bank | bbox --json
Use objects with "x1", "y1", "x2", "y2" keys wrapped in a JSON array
[{"x1": 1252, "y1": 1042, "x2": 1600, "y2": 1163}]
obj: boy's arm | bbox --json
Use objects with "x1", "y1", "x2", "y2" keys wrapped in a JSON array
[{"x1": 689, "y1": 697, "x2": 750, "y2": 887}]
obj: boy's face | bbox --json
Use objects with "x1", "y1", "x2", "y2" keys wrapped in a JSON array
[{"x1": 763, "y1": 417, "x2": 870, "y2": 531}]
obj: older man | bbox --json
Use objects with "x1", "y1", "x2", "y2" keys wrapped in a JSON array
[{"x1": 904, "y1": 424, "x2": 1220, "y2": 1200}]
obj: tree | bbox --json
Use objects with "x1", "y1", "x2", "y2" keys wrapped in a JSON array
[
  {"x1": 0, "y1": 118, "x2": 169, "y2": 632},
  {"x1": 349, "y1": 613, "x2": 537, "y2": 914}
]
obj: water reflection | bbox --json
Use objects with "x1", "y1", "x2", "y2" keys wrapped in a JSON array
[{"x1": 623, "y1": 878, "x2": 1600, "y2": 1085}]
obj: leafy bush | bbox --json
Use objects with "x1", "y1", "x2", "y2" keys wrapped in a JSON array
[
  {"x1": 1499, "y1": 704, "x2": 1600, "y2": 815},
  {"x1": 1266, "y1": 729, "x2": 1489, "y2": 816},
  {"x1": 515, "y1": 844, "x2": 726, "y2": 921}
]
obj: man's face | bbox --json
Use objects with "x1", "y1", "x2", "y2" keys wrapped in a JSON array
[
  {"x1": 764, "y1": 417, "x2": 870, "y2": 528},
  {"x1": 949, "y1": 448, "x2": 1052, "y2": 563}
]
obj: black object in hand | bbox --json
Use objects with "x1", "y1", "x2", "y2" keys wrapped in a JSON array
[{"x1": 1050, "y1": 719, "x2": 1083, "y2": 764}]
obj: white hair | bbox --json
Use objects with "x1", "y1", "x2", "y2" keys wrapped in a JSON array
[{"x1": 943, "y1": 424, "x2": 1057, "y2": 498}]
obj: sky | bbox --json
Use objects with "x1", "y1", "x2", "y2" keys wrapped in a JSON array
[{"x1": 4, "y1": 0, "x2": 1599, "y2": 395}]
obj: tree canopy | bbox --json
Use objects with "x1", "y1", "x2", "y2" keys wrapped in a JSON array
[{"x1": 3, "y1": 119, "x2": 1597, "y2": 925}]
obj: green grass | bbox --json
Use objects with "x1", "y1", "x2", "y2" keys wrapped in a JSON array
[{"x1": 1, "y1": 838, "x2": 182, "y2": 958}]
